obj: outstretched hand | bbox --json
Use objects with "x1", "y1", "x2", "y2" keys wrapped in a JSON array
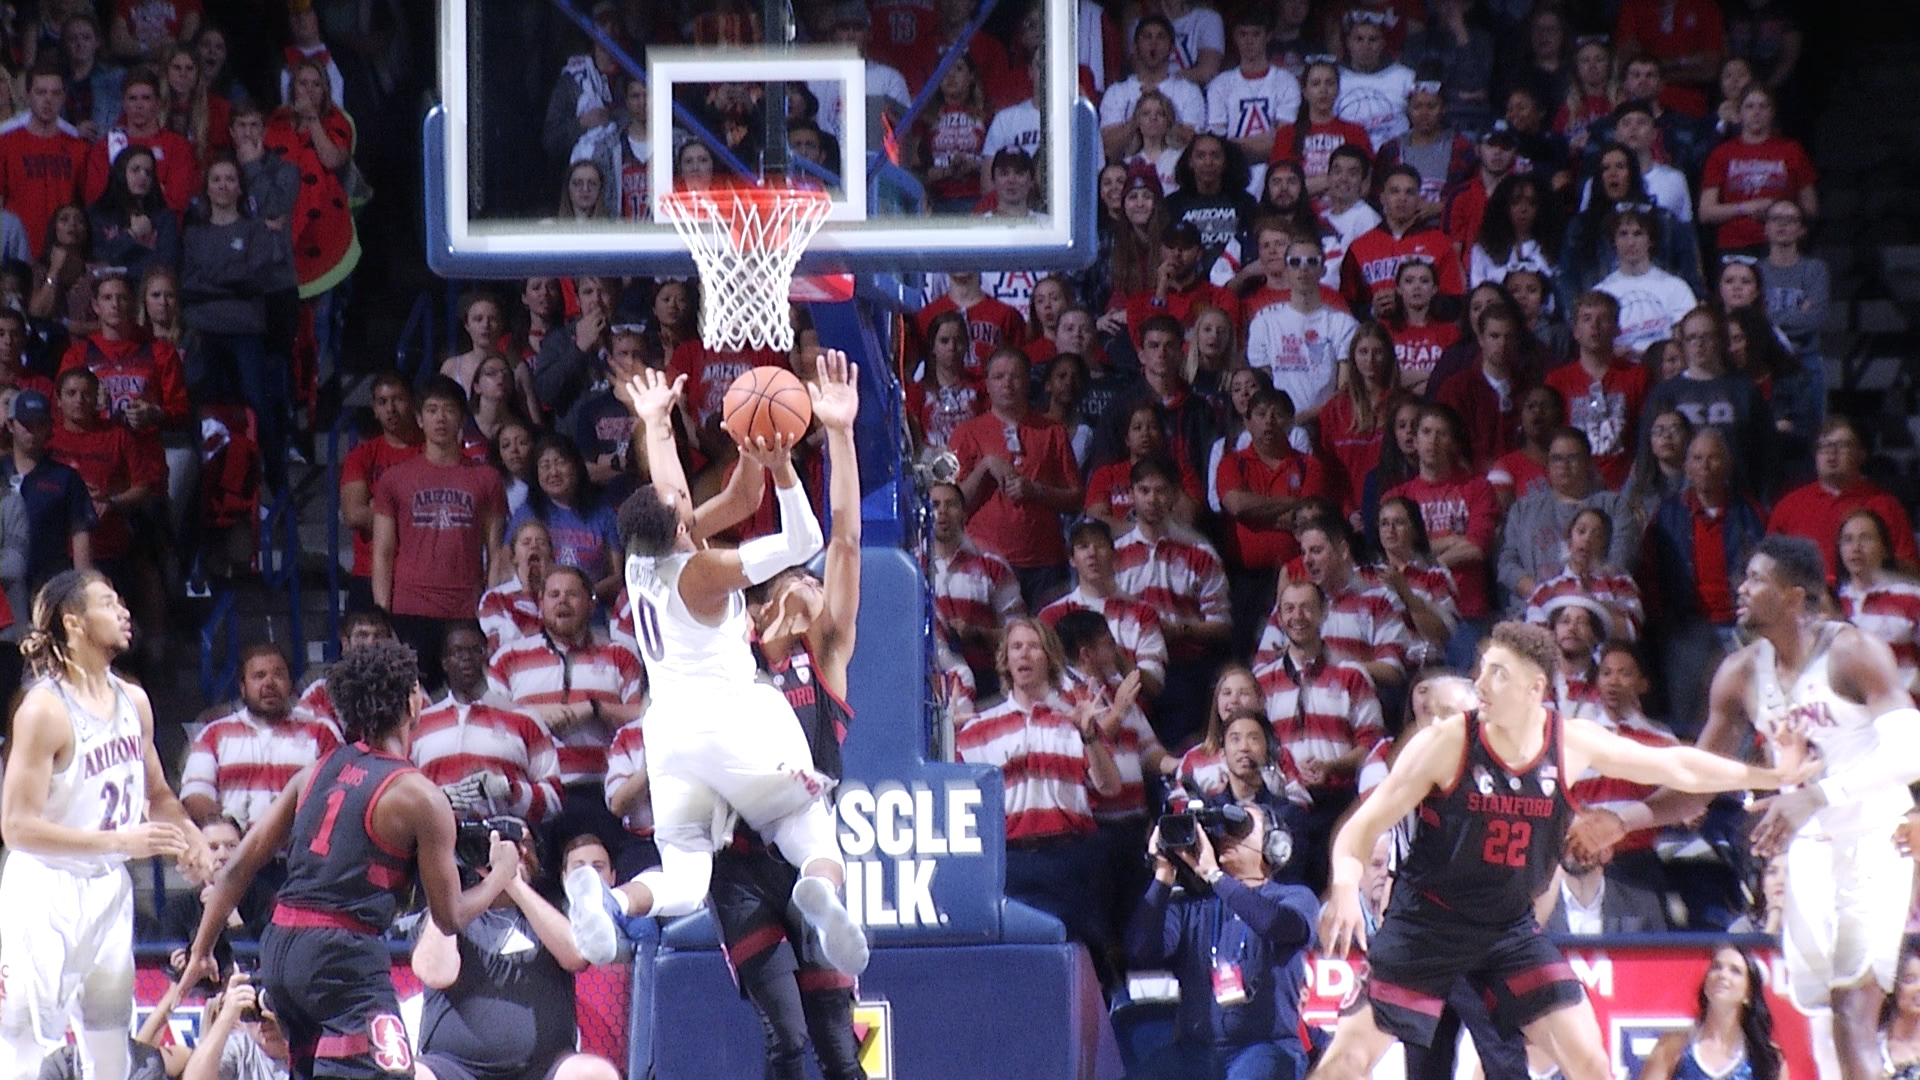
[
  {"x1": 808, "y1": 350, "x2": 860, "y2": 433},
  {"x1": 739, "y1": 432, "x2": 800, "y2": 473},
  {"x1": 625, "y1": 369, "x2": 686, "y2": 428},
  {"x1": 1564, "y1": 809, "x2": 1627, "y2": 867}
]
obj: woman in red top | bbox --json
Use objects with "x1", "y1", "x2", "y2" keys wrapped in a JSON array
[
  {"x1": 913, "y1": 53, "x2": 988, "y2": 214},
  {"x1": 1699, "y1": 86, "x2": 1816, "y2": 255},
  {"x1": 1270, "y1": 61, "x2": 1371, "y2": 203},
  {"x1": 1553, "y1": 37, "x2": 1617, "y2": 157},
  {"x1": 162, "y1": 46, "x2": 230, "y2": 167},
  {"x1": 1317, "y1": 322, "x2": 1400, "y2": 514},
  {"x1": 910, "y1": 310, "x2": 985, "y2": 451},
  {"x1": 1084, "y1": 401, "x2": 1202, "y2": 528},
  {"x1": 1384, "y1": 259, "x2": 1458, "y2": 394}
]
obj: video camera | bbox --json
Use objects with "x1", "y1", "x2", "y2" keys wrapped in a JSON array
[
  {"x1": 1157, "y1": 789, "x2": 1256, "y2": 858},
  {"x1": 454, "y1": 815, "x2": 527, "y2": 873}
]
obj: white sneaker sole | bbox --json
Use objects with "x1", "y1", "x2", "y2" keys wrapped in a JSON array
[
  {"x1": 565, "y1": 865, "x2": 621, "y2": 966},
  {"x1": 791, "y1": 874, "x2": 870, "y2": 977}
]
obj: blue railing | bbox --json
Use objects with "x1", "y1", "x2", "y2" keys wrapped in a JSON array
[
  {"x1": 324, "y1": 407, "x2": 354, "y2": 659},
  {"x1": 198, "y1": 589, "x2": 238, "y2": 703},
  {"x1": 260, "y1": 493, "x2": 305, "y2": 680},
  {"x1": 395, "y1": 290, "x2": 438, "y2": 387}
]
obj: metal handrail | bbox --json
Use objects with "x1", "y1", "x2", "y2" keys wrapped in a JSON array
[
  {"x1": 395, "y1": 290, "x2": 437, "y2": 386},
  {"x1": 198, "y1": 589, "x2": 238, "y2": 702}
]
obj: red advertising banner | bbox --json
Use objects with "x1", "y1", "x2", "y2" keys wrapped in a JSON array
[
  {"x1": 132, "y1": 961, "x2": 631, "y2": 1076},
  {"x1": 1302, "y1": 943, "x2": 1813, "y2": 1079}
]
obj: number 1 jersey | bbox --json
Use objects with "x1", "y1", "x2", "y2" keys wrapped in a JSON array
[{"x1": 277, "y1": 742, "x2": 420, "y2": 933}]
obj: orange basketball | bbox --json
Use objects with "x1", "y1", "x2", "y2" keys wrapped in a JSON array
[{"x1": 721, "y1": 366, "x2": 813, "y2": 447}]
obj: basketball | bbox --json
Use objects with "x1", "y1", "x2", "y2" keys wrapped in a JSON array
[{"x1": 721, "y1": 366, "x2": 813, "y2": 447}]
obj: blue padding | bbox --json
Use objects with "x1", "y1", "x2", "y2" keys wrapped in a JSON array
[
  {"x1": 1000, "y1": 898, "x2": 1069, "y2": 943},
  {"x1": 653, "y1": 943, "x2": 1125, "y2": 1079},
  {"x1": 660, "y1": 910, "x2": 720, "y2": 950}
]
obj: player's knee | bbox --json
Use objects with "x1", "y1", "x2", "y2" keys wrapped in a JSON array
[
  {"x1": 1309, "y1": 1039, "x2": 1371, "y2": 1080},
  {"x1": 1554, "y1": 1037, "x2": 1611, "y2": 1080},
  {"x1": 549, "y1": 1053, "x2": 621, "y2": 1080}
]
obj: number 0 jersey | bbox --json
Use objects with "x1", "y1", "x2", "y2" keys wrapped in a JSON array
[
  {"x1": 1392, "y1": 709, "x2": 1576, "y2": 927},
  {"x1": 624, "y1": 551, "x2": 756, "y2": 707}
]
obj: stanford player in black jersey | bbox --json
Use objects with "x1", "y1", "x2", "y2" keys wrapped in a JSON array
[
  {"x1": 185, "y1": 641, "x2": 523, "y2": 1080},
  {"x1": 716, "y1": 349, "x2": 865, "y2": 1080},
  {"x1": 1310, "y1": 623, "x2": 1810, "y2": 1080}
]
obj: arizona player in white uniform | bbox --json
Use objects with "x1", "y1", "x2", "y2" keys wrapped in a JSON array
[
  {"x1": 1570, "y1": 536, "x2": 1920, "y2": 1080},
  {"x1": 565, "y1": 364, "x2": 868, "y2": 978},
  {"x1": 0, "y1": 570, "x2": 210, "y2": 1080}
]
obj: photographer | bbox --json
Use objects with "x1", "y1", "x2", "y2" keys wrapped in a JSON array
[
  {"x1": 411, "y1": 827, "x2": 620, "y2": 1080},
  {"x1": 1208, "y1": 708, "x2": 1312, "y2": 886},
  {"x1": 1125, "y1": 805, "x2": 1319, "y2": 1080},
  {"x1": 182, "y1": 973, "x2": 291, "y2": 1080}
]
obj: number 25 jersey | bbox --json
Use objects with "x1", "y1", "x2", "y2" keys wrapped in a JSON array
[{"x1": 1392, "y1": 709, "x2": 1575, "y2": 926}]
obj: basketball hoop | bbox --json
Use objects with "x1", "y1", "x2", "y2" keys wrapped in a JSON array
[{"x1": 657, "y1": 185, "x2": 833, "y2": 354}]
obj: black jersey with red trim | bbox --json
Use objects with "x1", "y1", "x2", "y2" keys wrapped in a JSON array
[
  {"x1": 1391, "y1": 709, "x2": 1575, "y2": 927},
  {"x1": 276, "y1": 742, "x2": 420, "y2": 933},
  {"x1": 757, "y1": 638, "x2": 854, "y2": 782}
]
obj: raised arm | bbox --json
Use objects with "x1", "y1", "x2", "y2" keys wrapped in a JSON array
[
  {"x1": 626, "y1": 369, "x2": 694, "y2": 506},
  {"x1": 1564, "y1": 714, "x2": 1798, "y2": 794},
  {"x1": 1318, "y1": 718, "x2": 1464, "y2": 957},
  {"x1": 677, "y1": 438, "x2": 822, "y2": 619},
  {"x1": 810, "y1": 350, "x2": 863, "y2": 686}
]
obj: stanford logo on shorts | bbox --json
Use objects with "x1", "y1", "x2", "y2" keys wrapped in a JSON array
[{"x1": 369, "y1": 1013, "x2": 412, "y2": 1074}]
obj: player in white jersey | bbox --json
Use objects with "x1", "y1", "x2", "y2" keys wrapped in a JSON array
[
  {"x1": 564, "y1": 361, "x2": 868, "y2": 978},
  {"x1": 1569, "y1": 537, "x2": 1920, "y2": 1080},
  {"x1": 0, "y1": 569, "x2": 210, "y2": 1080}
]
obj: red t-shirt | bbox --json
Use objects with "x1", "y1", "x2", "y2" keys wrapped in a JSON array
[
  {"x1": 948, "y1": 410, "x2": 1079, "y2": 569},
  {"x1": 1441, "y1": 176, "x2": 1492, "y2": 256},
  {"x1": 918, "y1": 103, "x2": 989, "y2": 203},
  {"x1": 667, "y1": 342, "x2": 786, "y2": 423},
  {"x1": 1215, "y1": 446, "x2": 1330, "y2": 570},
  {"x1": 115, "y1": 0, "x2": 204, "y2": 42},
  {"x1": 1693, "y1": 501, "x2": 1736, "y2": 624},
  {"x1": 1385, "y1": 472, "x2": 1500, "y2": 617},
  {"x1": 59, "y1": 334, "x2": 188, "y2": 483},
  {"x1": 1434, "y1": 367, "x2": 1522, "y2": 472},
  {"x1": 1119, "y1": 280, "x2": 1241, "y2": 345},
  {"x1": 1388, "y1": 320, "x2": 1462, "y2": 389},
  {"x1": 1341, "y1": 225, "x2": 1467, "y2": 309},
  {"x1": 1701, "y1": 136, "x2": 1815, "y2": 250},
  {"x1": 908, "y1": 379, "x2": 987, "y2": 449},
  {"x1": 1084, "y1": 456, "x2": 1203, "y2": 522},
  {"x1": 340, "y1": 433, "x2": 425, "y2": 578},
  {"x1": 48, "y1": 421, "x2": 155, "y2": 560},
  {"x1": 1314, "y1": 390, "x2": 1388, "y2": 513},
  {"x1": 1269, "y1": 119, "x2": 1373, "y2": 178},
  {"x1": 1486, "y1": 449, "x2": 1547, "y2": 502},
  {"x1": 1768, "y1": 479, "x2": 1920, "y2": 581},
  {"x1": 917, "y1": 294, "x2": 1027, "y2": 378},
  {"x1": 84, "y1": 128, "x2": 201, "y2": 216},
  {"x1": 1544, "y1": 358, "x2": 1652, "y2": 489},
  {"x1": 1614, "y1": 0, "x2": 1725, "y2": 116},
  {"x1": 371, "y1": 454, "x2": 506, "y2": 619},
  {"x1": 0, "y1": 128, "x2": 89, "y2": 260}
]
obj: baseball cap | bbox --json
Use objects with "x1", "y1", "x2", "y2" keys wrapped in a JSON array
[
  {"x1": 10, "y1": 389, "x2": 50, "y2": 425},
  {"x1": 1162, "y1": 220, "x2": 1203, "y2": 249},
  {"x1": 1121, "y1": 162, "x2": 1163, "y2": 198},
  {"x1": 1479, "y1": 125, "x2": 1518, "y2": 148}
]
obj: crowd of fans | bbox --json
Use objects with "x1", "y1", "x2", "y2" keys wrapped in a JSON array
[{"x1": 0, "y1": 0, "x2": 1910, "y2": 1074}]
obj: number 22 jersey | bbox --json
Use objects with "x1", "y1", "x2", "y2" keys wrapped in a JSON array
[{"x1": 1391, "y1": 709, "x2": 1575, "y2": 926}]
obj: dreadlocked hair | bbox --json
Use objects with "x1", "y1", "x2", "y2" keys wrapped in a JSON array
[{"x1": 21, "y1": 569, "x2": 110, "y2": 682}]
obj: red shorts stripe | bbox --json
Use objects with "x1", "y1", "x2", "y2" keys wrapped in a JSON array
[
  {"x1": 1506, "y1": 960, "x2": 1576, "y2": 998},
  {"x1": 796, "y1": 967, "x2": 857, "y2": 993},
  {"x1": 723, "y1": 922, "x2": 789, "y2": 968},
  {"x1": 1369, "y1": 979, "x2": 1447, "y2": 1017},
  {"x1": 314, "y1": 1034, "x2": 369, "y2": 1058},
  {"x1": 272, "y1": 903, "x2": 378, "y2": 935}
]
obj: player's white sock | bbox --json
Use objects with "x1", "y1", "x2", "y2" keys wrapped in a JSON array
[
  {"x1": 565, "y1": 866, "x2": 623, "y2": 966},
  {"x1": 791, "y1": 874, "x2": 869, "y2": 977}
]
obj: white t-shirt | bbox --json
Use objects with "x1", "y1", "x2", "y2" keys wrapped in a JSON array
[
  {"x1": 1321, "y1": 200, "x2": 1382, "y2": 288},
  {"x1": 1595, "y1": 265, "x2": 1699, "y2": 354},
  {"x1": 1100, "y1": 75, "x2": 1207, "y2": 132},
  {"x1": 1127, "y1": 145, "x2": 1184, "y2": 195},
  {"x1": 1128, "y1": 7, "x2": 1226, "y2": 79},
  {"x1": 1335, "y1": 63, "x2": 1415, "y2": 149},
  {"x1": 1244, "y1": 303, "x2": 1360, "y2": 414},
  {"x1": 1205, "y1": 65, "x2": 1301, "y2": 143},
  {"x1": 983, "y1": 100, "x2": 1044, "y2": 162},
  {"x1": 810, "y1": 62, "x2": 912, "y2": 140}
]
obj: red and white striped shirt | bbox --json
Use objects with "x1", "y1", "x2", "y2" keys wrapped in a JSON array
[
  {"x1": 477, "y1": 575, "x2": 544, "y2": 651},
  {"x1": 1393, "y1": 560, "x2": 1459, "y2": 635},
  {"x1": 1114, "y1": 524, "x2": 1229, "y2": 659},
  {"x1": 410, "y1": 694, "x2": 563, "y2": 823},
  {"x1": 1038, "y1": 586, "x2": 1170, "y2": 687},
  {"x1": 1525, "y1": 568, "x2": 1644, "y2": 641},
  {"x1": 1067, "y1": 669, "x2": 1164, "y2": 822},
  {"x1": 955, "y1": 688, "x2": 1098, "y2": 840},
  {"x1": 930, "y1": 540, "x2": 1026, "y2": 672},
  {"x1": 1253, "y1": 576, "x2": 1415, "y2": 678},
  {"x1": 293, "y1": 675, "x2": 335, "y2": 730},
  {"x1": 1253, "y1": 649, "x2": 1384, "y2": 789},
  {"x1": 180, "y1": 708, "x2": 342, "y2": 828},
  {"x1": 1840, "y1": 578, "x2": 1920, "y2": 695},
  {"x1": 487, "y1": 632, "x2": 646, "y2": 785},
  {"x1": 1571, "y1": 708, "x2": 1676, "y2": 853},
  {"x1": 604, "y1": 718, "x2": 653, "y2": 837},
  {"x1": 1174, "y1": 744, "x2": 1312, "y2": 807},
  {"x1": 1551, "y1": 665, "x2": 1605, "y2": 721}
]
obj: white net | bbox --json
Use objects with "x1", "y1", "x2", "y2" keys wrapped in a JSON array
[{"x1": 657, "y1": 186, "x2": 833, "y2": 354}]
